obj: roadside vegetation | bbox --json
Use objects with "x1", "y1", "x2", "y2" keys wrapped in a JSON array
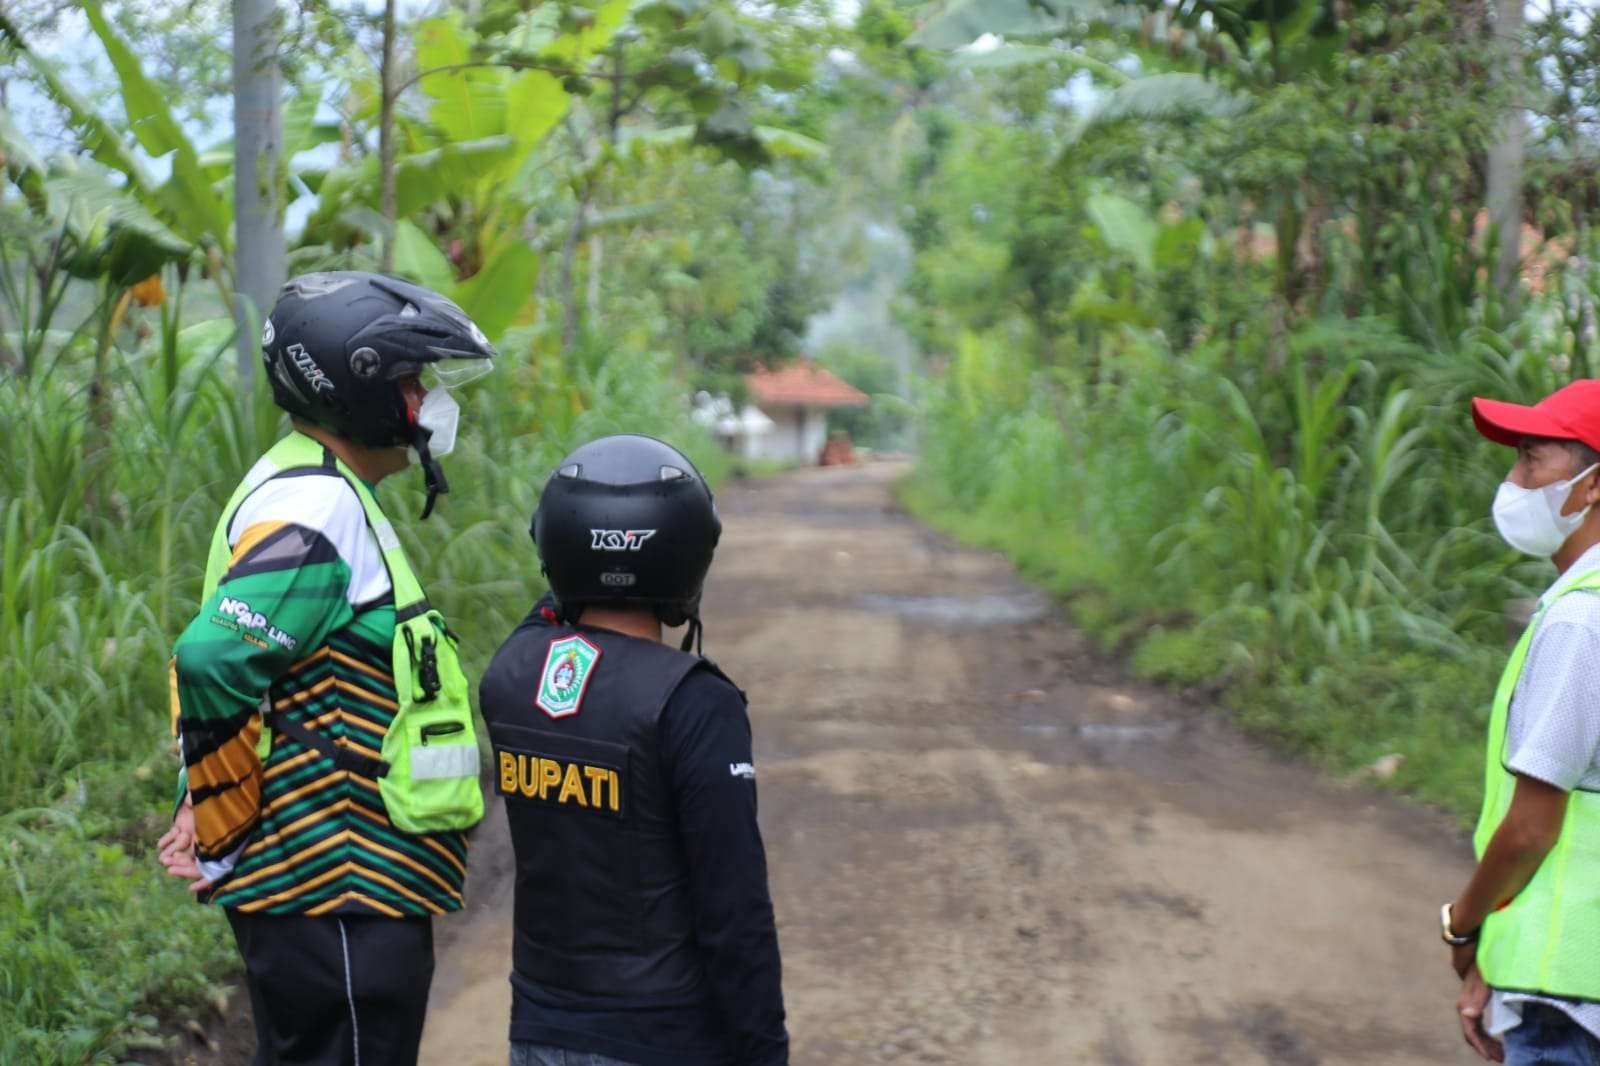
[{"x1": 874, "y1": 0, "x2": 1600, "y2": 820}]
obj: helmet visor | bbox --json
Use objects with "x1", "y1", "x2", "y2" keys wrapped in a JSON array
[{"x1": 422, "y1": 357, "x2": 493, "y2": 390}]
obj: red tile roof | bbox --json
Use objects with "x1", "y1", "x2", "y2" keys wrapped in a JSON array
[{"x1": 747, "y1": 363, "x2": 869, "y2": 409}]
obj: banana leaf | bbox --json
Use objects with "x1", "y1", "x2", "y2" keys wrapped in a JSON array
[
  {"x1": 82, "y1": 0, "x2": 231, "y2": 248},
  {"x1": 453, "y1": 236, "x2": 538, "y2": 342}
]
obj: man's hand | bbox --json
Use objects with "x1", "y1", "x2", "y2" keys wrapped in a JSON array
[
  {"x1": 156, "y1": 797, "x2": 212, "y2": 895},
  {"x1": 1451, "y1": 938, "x2": 1477, "y2": 979},
  {"x1": 1457, "y1": 965, "x2": 1504, "y2": 1063}
]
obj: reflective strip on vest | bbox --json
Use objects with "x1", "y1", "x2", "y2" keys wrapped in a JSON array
[
  {"x1": 1474, "y1": 567, "x2": 1600, "y2": 1002},
  {"x1": 411, "y1": 744, "x2": 479, "y2": 782}
]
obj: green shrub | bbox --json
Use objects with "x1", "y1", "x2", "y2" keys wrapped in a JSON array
[
  {"x1": 1132, "y1": 625, "x2": 1248, "y2": 688},
  {"x1": 0, "y1": 808, "x2": 239, "y2": 1065},
  {"x1": 907, "y1": 304, "x2": 1570, "y2": 824}
]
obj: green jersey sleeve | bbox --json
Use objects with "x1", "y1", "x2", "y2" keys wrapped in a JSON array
[{"x1": 173, "y1": 519, "x2": 355, "y2": 861}]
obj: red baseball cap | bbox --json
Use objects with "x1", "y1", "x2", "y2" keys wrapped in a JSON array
[{"x1": 1472, "y1": 380, "x2": 1600, "y2": 452}]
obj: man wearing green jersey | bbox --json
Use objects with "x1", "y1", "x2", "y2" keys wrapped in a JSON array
[{"x1": 157, "y1": 272, "x2": 493, "y2": 1065}]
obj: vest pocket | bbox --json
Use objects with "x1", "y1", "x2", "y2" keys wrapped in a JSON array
[{"x1": 381, "y1": 611, "x2": 484, "y2": 834}]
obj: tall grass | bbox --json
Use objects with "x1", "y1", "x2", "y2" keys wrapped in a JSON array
[
  {"x1": 0, "y1": 264, "x2": 726, "y2": 1062},
  {"x1": 909, "y1": 287, "x2": 1581, "y2": 819}
]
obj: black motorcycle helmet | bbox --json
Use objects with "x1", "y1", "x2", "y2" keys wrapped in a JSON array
[
  {"x1": 532, "y1": 435, "x2": 722, "y2": 652},
  {"x1": 262, "y1": 271, "x2": 495, "y2": 516}
]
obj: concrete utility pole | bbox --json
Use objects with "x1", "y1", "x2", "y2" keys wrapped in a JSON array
[
  {"x1": 232, "y1": 0, "x2": 286, "y2": 385},
  {"x1": 1486, "y1": 0, "x2": 1525, "y2": 311},
  {"x1": 380, "y1": 0, "x2": 398, "y2": 273}
]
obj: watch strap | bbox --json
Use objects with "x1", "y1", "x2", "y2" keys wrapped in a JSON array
[{"x1": 1441, "y1": 902, "x2": 1478, "y2": 946}]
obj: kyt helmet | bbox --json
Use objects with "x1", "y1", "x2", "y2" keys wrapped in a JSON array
[
  {"x1": 262, "y1": 271, "x2": 495, "y2": 516},
  {"x1": 532, "y1": 435, "x2": 721, "y2": 651}
]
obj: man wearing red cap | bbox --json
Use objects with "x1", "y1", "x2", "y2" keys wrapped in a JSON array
[{"x1": 1446, "y1": 380, "x2": 1600, "y2": 1064}]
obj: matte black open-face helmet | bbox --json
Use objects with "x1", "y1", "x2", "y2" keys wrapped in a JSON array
[
  {"x1": 262, "y1": 271, "x2": 495, "y2": 515},
  {"x1": 532, "y1": 435, "x2": 721, "y2": 650}
]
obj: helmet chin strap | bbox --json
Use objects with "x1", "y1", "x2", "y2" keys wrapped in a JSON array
[
  {"x1": 679, "y1": 616, "x2": 703, "y2": 656},
  {"x1": 413, "y1": 434, "x2": 449, "y2": 519}
]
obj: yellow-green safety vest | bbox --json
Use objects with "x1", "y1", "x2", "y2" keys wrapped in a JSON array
[
  {"x1": 1474, "y1": 567, "x2": 1600, "y2": 1001},
  {"x1": 202, "y1": 431, "x2": 484, "y2": 835}
]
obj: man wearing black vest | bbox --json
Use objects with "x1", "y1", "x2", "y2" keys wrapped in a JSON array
[{"x1": 478, "y1": 434, "x2": 789, "y2": 1066}]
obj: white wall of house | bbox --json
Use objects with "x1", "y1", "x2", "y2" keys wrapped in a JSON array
[{"x1": 745, "y1": 405, "x2": 828, "y2": 465}]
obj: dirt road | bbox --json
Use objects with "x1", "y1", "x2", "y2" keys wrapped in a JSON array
[{"x1": 420, "y1": 461, "x2": 1479, "y2": 1066}]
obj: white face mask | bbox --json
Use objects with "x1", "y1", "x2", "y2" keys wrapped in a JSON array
[
  {"x1": 416, "y1": 386, "x2": 460, "y2": 457},
  {"x1": 1492, "y1": 463, "x2": 1600, "y2": 557}
]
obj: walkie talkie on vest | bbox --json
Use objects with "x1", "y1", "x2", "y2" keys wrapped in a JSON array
[{"x1": 407, "y1": 626, "x2": 443, "y2": 701}]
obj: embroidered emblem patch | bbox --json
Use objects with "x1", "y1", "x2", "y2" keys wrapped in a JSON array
[{"x1": 536, "y1": 635, "x2": 601, "y2": 719}]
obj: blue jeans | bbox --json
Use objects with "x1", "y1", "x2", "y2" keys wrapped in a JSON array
[
  {"x1": 1506, "y1": 1004, "x2": 1600, "y2": 1066},
  {"x1": 510, "y1": 1044, "x2": 641, "y2": 1066}
]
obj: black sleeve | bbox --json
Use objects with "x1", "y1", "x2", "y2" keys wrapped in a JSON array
[{"x1": 660, "y1": 669, "x2": 789, "y2": 1066}]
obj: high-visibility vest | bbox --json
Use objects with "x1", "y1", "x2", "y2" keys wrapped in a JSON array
[
  {"x1": 1474, "y1": 567, "x2": 1600, "y2": 1000},
  {"x1": 202, "y1": 431, "x2": 483, "y2": 834}
]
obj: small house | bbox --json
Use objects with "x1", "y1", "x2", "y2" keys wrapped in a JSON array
[
  {"x1": 744, "y1": 363, "x2": 869, "y2": 465},
  {"x1": 693, "y1": 362, "x2": 870, "y2": 465}
]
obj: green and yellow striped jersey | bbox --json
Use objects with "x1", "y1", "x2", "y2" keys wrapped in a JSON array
[{"x1": 171, "y1": 454, "x2": 466, "y2": 916}]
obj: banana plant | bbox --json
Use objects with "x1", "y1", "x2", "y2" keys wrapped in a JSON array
[
  {"x1": 3, "y1": 5, "x2": 228, "y2": 257},
  {"x1": 299, "y1": 4, "x2": 624, "y2": 339},
  {"x1": 0, "y1": 104, "x2": 196, "y2": 371},
  {"x1": 2, "y1": 4, "x2": 337, "y2": 304},
  {"x1": 302, "y1": 0, "x2": 821, "y2": 344}
]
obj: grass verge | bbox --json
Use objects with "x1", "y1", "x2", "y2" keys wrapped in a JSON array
[{"x1": 1, "y1": 744, "x2": 239, "y2": 1064}]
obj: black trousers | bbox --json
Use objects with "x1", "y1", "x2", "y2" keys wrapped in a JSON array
[{"x1": 226, "y1": 909, "x2": 435, "y2": 1066}]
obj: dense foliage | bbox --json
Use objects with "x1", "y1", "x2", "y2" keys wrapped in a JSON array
[{"x1": 887, "y1": 0, "x2": 1600, "y2": 811}]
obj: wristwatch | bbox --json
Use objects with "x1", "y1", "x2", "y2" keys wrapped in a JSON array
[{"x1": 1440, "y1": 902, "x2": 1478, "y2": 947}]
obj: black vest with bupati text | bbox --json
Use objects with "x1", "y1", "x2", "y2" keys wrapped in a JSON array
[{"x1": 479, "y1": 616, "x2": 728, "y2": 998}]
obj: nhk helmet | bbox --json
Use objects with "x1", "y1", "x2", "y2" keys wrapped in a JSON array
[
  {"x1": 261, "y1": 271, "x2": 495, "y2": 516},
  {"x1": 532, "y1": 435, "x2": 721, "y2": 650}
]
